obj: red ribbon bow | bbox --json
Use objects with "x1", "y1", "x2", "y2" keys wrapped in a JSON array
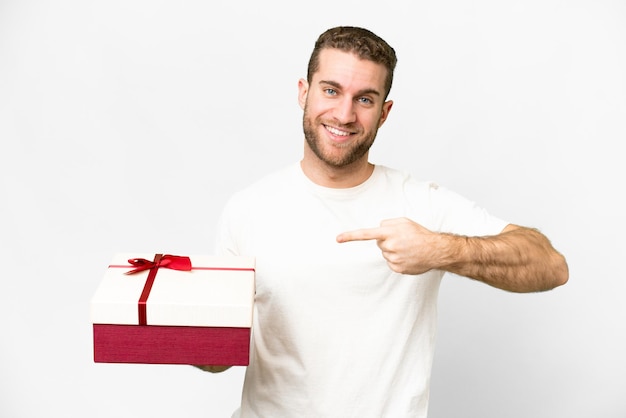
[
  {"x1": 124, "y1": 254, "x2": 192, "y2": 325},
  {"x1": 125, "y1": 254, "x2": 192, "y2": 275}
]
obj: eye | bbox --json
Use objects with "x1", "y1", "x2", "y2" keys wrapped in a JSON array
[
  {"x1": 357, "y1": 97, "x2": 373, "y2": 105},
  {"x1": 324, "y1": 88, "x2": 337, "y2": 96}
]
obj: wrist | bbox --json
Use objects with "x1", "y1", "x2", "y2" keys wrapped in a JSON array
[{"x1": 437, "y1": 233, "x2": 471, "y2": 272}]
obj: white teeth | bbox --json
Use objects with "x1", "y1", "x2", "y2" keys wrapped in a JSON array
[{"x1": 326, "y1": 125, "x2": 350, "y2": 136}]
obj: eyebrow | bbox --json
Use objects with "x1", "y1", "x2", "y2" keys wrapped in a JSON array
[{"x1": 318, "y1": 80, "x2": 382, "y2": 98}]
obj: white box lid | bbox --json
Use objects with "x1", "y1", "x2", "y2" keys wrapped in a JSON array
[{"x1": 90, "y1": 253, "x2": 255, "y2": 327}]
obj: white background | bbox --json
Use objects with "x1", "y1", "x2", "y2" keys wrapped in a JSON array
[{"x1": 1, "y1": 1, "x2": 624, "y2": 417}]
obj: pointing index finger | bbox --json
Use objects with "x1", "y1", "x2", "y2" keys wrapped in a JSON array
[{"x1": 336, "y1": 227, "x2": 386, "y2": 243}]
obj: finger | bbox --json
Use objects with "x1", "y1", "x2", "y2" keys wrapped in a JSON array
[{"x1": 336, "y1": 227, "x2": 386, "y2": 243}]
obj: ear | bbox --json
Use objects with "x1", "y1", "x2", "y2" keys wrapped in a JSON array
[
  {"x1": 378, "y1": 100, "x2": 393, "y2": 127},
  {"x1": 297, "y1": 78, "x2": 309, "y2": 110}
]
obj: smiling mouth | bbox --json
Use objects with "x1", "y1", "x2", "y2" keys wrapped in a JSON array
[{"x1": 324, "y1": 124, "x2": 353, "y2": 137}]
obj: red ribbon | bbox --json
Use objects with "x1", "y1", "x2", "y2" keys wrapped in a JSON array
[
  {"x1": 125, "y1": 254, "x2": 193, "y2": 275},
  {"x1": 125, "y1": 254, "x2": 192, "y2": 325}
]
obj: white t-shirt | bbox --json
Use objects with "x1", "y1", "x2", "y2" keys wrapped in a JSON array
[{"x1": 216, "y1": 163, "x2": 507, "y2": 418}]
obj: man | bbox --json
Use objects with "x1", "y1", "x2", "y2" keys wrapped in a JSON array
[{"x1": 200, "y1": 26, "x2": 568, "y2": 418}]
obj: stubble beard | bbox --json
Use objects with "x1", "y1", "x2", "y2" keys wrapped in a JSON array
[{"x1": 302, "y1": 106, "x2": 378, "y2": 168}]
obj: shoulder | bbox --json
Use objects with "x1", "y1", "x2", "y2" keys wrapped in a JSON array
[
  {"x1": 222, "y1": 163, "x2": 300, "y2": 211},
  {"x1": 380, "y1": 167, "x2": 508, "y2": 235},
  {"x1": 378, "y1": 165, "x2": 476, "y2": 213},
  {"x1": 375, "y1": 165, "x2": 504, "y2": 231},
  {"x1": 375, "y1": 165, "x2": 440, "y2": 195}
]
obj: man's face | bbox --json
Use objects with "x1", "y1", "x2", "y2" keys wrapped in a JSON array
[{"x1": 298, "y1": 49, "x2": 393, "y2": 169}]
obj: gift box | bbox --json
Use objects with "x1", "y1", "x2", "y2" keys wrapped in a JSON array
[{"x1": 90, "y1": 253, "x2": 255, "y2": 365}]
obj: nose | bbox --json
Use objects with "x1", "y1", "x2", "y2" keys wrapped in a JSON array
[{"x1": 333, "y1": 97, "x2": 357, "y2": 124}]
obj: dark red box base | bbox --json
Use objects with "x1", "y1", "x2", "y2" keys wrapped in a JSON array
[{"x1": 93, "y1": 324, "x2": 250, "y2": 365}]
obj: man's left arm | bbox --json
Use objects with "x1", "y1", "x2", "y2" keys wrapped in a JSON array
[
  {"x1": 337, "y1": 218, "x2": 569, "y2": 293},
  {"x1": 441, "y1": 223, "x2": 568, "y2": 292}
]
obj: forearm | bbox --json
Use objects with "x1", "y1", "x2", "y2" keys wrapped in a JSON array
[
  {"x1": 337, "y1": 218, "x2": 568, "y2": 292},
  {"x1": 441, "y1": 225, "x2": 569, "y2": 293}
]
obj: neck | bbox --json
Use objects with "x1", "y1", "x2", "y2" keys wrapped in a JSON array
[{"x1": 300, "y1": 147, "x2": 374, "y2": 188}]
